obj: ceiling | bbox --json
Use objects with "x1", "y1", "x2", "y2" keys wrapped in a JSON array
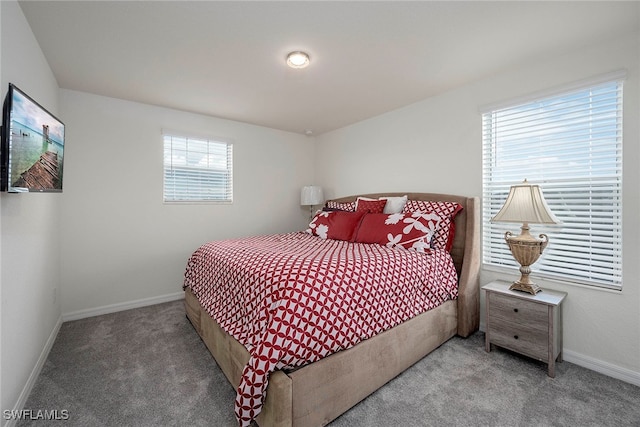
[{"x1": 18, "y1": 1, "x2": 639, "y2": 136}]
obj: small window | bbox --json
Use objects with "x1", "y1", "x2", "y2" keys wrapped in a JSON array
[
  {"x1": 163, "y1": 132, "x2": 233, "y2": 203},
  {"x1": 482, "y1": 75, "x2": 623, "y2": 290}
]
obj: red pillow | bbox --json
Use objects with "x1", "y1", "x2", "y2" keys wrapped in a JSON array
[
  {"x1": 402, "y1": 200, "x2": 463, "y2": 251},
  {"x1": 306, "y1": 210, "x2": 366, "y2": 241},
  {"x1": 355, "y1": 198, "x2": 387, "y2": 213},
  {"x1": 354, "y1": 212, "x2": 440, "y2": 252}
]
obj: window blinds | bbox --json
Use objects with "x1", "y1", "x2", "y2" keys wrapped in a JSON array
[
  {"x1": 482, "y1": 78, "x2": 623, "y2": 289},
  {"x1": 163, "y1": 133, "x2": 233, "y2": 202}
]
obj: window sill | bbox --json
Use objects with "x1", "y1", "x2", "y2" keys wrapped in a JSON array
[{"x1": 481, "y1": 264, "x2": 623, "y2": 294}]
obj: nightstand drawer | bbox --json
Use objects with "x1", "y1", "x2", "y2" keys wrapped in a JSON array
[
  {"x1": 488, "y1": 322, "x2": 548, "y2": 361},
  {"x1": 489, "y1": 293, "x2": 548, "y2": 331}
]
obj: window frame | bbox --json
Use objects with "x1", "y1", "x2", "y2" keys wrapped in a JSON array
[
  {"x1": 481, "y1": 72, "x2": 624, "y2": 290},
  {"x1": 162, "y1": 131, "x2": 233, "y2": 204}
]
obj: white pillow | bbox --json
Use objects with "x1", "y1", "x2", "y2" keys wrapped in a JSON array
[{"x1": 379, "y1": 195, "x2": 408, "y2": 214}]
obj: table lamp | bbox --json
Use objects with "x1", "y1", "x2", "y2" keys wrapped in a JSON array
[
  {"x1": 491, "y1": 179, "x2": 560, "y2": 294},
  {"x1": 301, "y1": 186, "x2": 324, "y2": 220}
]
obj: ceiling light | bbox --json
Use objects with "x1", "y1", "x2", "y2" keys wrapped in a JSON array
[{"x1": 286, "y1": 51, "x2": 310, "y2": 69}]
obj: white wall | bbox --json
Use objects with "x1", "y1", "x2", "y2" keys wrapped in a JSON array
[
  {"x1": 58, "y1": 90, "x2": 315, "y2": 317},
  {"x1": 1, "y1": 0, "x2": 63, "y2": 417},
  {"x1": 316, "y1": 31, "x2": 640, "y2": 382}
]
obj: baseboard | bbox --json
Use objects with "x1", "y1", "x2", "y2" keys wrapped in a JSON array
[
  {"x1": 563, "y1": 349, "x2": 640, "y2": 387},
  {"x1": 479, "y1": 324, "x2": 640, "y2": 387},
  {"x1": 3, "y1": 316, "x2": 62, "y2": 427},
  {"x1": 62, "y1": 291, "x2": 185, "y2": 322}
]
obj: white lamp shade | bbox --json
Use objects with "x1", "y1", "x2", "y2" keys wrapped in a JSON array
[
  {"x1": 492, "y1": 181, "x2": 560, "y2": 225},
  {"x1": 301, "y1": 186, "x2": 324, "y2": 206}
]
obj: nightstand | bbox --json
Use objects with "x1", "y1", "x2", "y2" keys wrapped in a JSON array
[{"x1": 483, "y1": 280, "x2": 567, "y2": 377}]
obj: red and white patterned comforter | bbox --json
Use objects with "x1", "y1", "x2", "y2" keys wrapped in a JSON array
[{"x1": 183, "y1": 232, "x2": 458, "y2": 426}]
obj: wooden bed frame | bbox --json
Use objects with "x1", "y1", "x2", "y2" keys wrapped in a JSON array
[{"x1": 184, "y1": 192, "x2": 480, "y2": 426}]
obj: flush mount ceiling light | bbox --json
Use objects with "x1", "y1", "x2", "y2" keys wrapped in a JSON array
[{"x1": 286, "y1": 51, "x2": 310, "y2": 69}]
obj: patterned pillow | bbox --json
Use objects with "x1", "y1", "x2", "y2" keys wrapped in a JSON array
[
  {"x1": 354, "y1": 212, "x2": 440, "y2": 252},
  {"x1": 324, "y1": 200, "x2": 356, "y2": 212},
  {"x1": 402, "y1": 200, "x2": 463, "y2": 252},
  {"x1": 306, "y1": 210, "x2": 366, "y2": 241},
  {"x1": 355, "y1": 197, "x2": 387, "y2": 213}
]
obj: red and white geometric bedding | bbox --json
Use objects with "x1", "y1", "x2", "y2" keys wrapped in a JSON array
[{"x1": 183, "y1": 232, "x2": 459, "y2": 426}]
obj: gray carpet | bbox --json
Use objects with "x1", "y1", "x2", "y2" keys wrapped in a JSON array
[{"x1": 19, "y1": 300, "x2": 640, "y2": 426}]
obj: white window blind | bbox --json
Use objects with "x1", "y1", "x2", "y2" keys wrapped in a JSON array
[
  {"x1": 482, "y1": 78, "x2": 623, "y2": 290},
  {"x1": 163, "y1": 133, "x2": 233, "y2": 203}
]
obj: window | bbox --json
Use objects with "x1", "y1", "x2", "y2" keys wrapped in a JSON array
[
  {"x1": 163, "y1": 132, "x2": 233, "y2": 203},
  {"x1": 482, "y1": 74, "x2": 623, "y2": 290}
]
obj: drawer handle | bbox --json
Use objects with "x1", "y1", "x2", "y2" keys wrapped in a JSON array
[
  {"x1": 513, "y1": 308, "x2": 519, "y2": 313},
  {"x1": 514, "y1": 335, "x2": 519, "y2": 340}
]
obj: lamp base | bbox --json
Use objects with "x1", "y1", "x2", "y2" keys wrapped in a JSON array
[
  {"x1": 509, "y1": 281, "x2": 542, "y2": 295},
  {"x1": 504, "y1": 228, "x2": 548, "y2": 295}
]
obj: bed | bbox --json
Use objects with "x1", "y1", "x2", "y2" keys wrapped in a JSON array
[{"x1": 183, "y1": 192, "x2": 480, "y2": 427}]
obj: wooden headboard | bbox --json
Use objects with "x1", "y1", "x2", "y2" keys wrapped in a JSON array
[{"x1": 328, "y1": 192, "x2": 480, "y2": 337}]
